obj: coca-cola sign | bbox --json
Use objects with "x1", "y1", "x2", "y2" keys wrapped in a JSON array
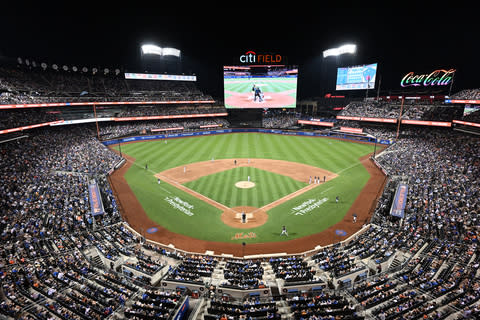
[{"x1": 400, "y1": 69, "x2": 456, "y2": 87}]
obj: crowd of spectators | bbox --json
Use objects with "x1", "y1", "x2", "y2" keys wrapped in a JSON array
[
  {"x1": 338, "y1": 96, "x2": 475, "y2": 123},
  {"x1": 339, "y1": 101, "x2": 401, "y2": 119},
  {"x1": 221, "y1": 259, "x2": 265, "y2": 290},
  {"x1": 451, "y1": 89, "x2": 480, "y2": 100},
  {"x1": 2, "y1": 61, "x2": 480, "y2": 319},
  {"x1": 204, "y1": 296, "x2": 279, "y2": 319},
  {"x1": 98, "y1": 118, "x2": 230, "y2": 140},
  {"x1": 374, "y1": 128, "x2": 479, "y2": 243},
  {"x1": 287, "y1": 292, "x2": 360, "y2": 320},
  {"x1": 166, "y1": 254, "x2": 218, "y2": 284},
  {"x1": 0, "y1": 65, "x2": 213, "y2": 104},
  {"x1": 269, "y1": 256, "x2": 317, "y2": 283},
  {"x1": 262, "y1": 110, "x2": 300, "y2": 128}
]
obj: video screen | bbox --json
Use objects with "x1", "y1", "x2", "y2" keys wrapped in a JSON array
[
  {"x1": 223, "y1": 65, "x2": 298, "y2": 109},
  {"x1": 336, "y1": 63, "x2": 378, "y2": 90}
]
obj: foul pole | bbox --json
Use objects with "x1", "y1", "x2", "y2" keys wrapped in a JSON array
[{"x1": 396, "y1": 97, "x2": 404, "y2": 141}]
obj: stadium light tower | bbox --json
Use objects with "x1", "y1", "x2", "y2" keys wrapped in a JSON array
[
  {"x1": 141, "y1": 44, "x2": 163, "y2": 56},
  {"x1": 140, "y1": 43, "x2": 182, "y2": 74},
  {"x1": 323, "y1": 44, "x2": 357, "y2": 58},
  {"x1": 141, "y1": 44, "x2": 181, "y2": 57}
]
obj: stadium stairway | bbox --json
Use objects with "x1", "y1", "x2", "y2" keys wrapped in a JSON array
[
  {"x1": 388, "y1": 256, "x2": 403, "y2": 270},
  {"x1": 209, "y1": 260, "x2": 226, "y2": 286}
]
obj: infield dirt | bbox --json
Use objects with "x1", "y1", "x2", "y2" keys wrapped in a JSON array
[{"x1": 109, "y1": 151, "x2": 386, "y2": 256}]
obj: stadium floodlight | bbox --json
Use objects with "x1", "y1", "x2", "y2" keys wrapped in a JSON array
[
  {"x1": 141, "y1": 44, "x2": 181, "y2": 57},
  {"x1": 162, "y1": 47, "x2": 181, "y2": 57},
  {"x1": 323, "y1": 44, "x2": 357, "y2": 58},
  {"x1": 141, "y1": 44, "x2": 163, "y2": 56}
]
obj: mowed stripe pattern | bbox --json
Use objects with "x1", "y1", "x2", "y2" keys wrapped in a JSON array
[
  {"x1": 114, "y1": 133, "x2": 375, "y2": 243},
  {"x1": 116, "y1": 133, "x2": 371, "y2": 175},
  {"x1": 184, "y1": 167, "x2": 307, "y2": 208}
]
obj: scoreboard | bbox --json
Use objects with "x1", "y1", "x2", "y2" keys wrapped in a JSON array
[{"x1": 336, "y1": 63, "x2": 378, "y2": 90}]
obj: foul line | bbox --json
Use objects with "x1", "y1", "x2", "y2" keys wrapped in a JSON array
[
  {"x1": 126, "y1": 157, "x2": 173, "y2": 194},
  {"x1": 125, "y1": 156, "x2": 339, "y2": 217}
]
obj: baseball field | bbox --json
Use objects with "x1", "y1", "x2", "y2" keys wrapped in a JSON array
[
  {"x1": 109, "y1": 133, "x2": 383, "y2": 255},
  {"x1": 224, "y1": 77, "x2": 297, "y2": 109}
]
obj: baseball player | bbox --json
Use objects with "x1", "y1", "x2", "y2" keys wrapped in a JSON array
[
  {"x1": 254, "y1": 85, "x2": 263, "y2": 102},
  {"x1": 280, "y1": 225, "x2": 288, "y2": 236}
]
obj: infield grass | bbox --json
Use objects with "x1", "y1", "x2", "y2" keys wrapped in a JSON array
[
  {"x1": 184, "y1": 166, "x2": 307, "y2": 208},
  {"x1": 113, "y1": 133, "x2": 374, "y2": 243}
]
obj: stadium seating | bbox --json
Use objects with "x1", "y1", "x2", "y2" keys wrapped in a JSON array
[{"x1": 0, "y1": 63, "x2": 480, "y2": 319}]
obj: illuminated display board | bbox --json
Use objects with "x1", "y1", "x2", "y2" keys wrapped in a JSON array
[
  {"x1": 336, "y1": 63, "x2": 378, "y2": 90},
  {"x1": 400, "y1": 69, "x2": 455, "y2": 87}
]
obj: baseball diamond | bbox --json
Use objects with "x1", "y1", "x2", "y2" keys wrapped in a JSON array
[
  {"x1": 109, "y1": 132, "x2": 386, "y2": 255},
  {"x1": 2, "y1": 11, "x2": 480, "y2": 320}
]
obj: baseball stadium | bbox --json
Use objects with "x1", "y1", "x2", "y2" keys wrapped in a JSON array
[{"x1": 0, "y1": 9, "x2": 479, "y2": 320}]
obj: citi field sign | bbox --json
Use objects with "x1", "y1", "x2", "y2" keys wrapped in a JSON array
[
  {"x1": 239, "y1": 50, "x2": 283, "y2": 64},
  {"x1": 400, "y1": 68, "x2": 456, "y2": 87}
]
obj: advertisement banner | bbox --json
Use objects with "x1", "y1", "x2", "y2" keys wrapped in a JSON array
[
  {"x1": 390, "y1": 183, "x2": 408, "y2": 218},
  {"x1": 125, "y1": 73, "x2": 197, "y2": 81},
  {"x1": 401, "y1": 119, "x2": 451, "y2": 127},
  {"x1": 340, "y1": 127, "x2": 363, "y2": 134},
  {"x1": 88, "y1": 180, "x2": 105, "y2": 216},
  {"x1": 298, "y1": 120, "x2": 334, "y2": 127},
  {"x1": 151, "y1": 127, "x2": 184, "y2": 132},
  {"x1": 102, "y1": 128, "x2": 395, "y2": 146},
  {"x1": 445, "y1": 99, "x2": 480, "y2": 104},
  {"x1": 0, "y1": 120, "x2": 65, "y2": 135},
  {"x1": 452, "y1": 120, "x2": 480, "y2": 128},
  {"x1": 336, "y1": 116, "x2": 397, "y2": 123}
]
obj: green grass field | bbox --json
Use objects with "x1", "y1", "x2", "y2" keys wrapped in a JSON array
[
  {"x1": 113, "y1": 133, "x2": 374, "y2": 243},
  {"x1": 184, "y1": 166, "x2": 307, "y2": 208}
]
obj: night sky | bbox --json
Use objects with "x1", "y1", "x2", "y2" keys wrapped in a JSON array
[{"x1": 1, "y1": 6, "x2": 477, "y2": 99}]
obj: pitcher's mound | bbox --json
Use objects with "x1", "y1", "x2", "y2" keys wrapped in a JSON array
[{"x1": 235, "y1": 181, "x2": 255, "y2": 189}]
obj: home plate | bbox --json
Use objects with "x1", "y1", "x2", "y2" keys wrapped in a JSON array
[{"x1": 235, "y1": 181, "x2": 255, "y2": 189}]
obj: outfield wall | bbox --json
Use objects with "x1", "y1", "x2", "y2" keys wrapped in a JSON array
[{"x1": 101, "y1": 128, "x2": 394, "y2": 146}]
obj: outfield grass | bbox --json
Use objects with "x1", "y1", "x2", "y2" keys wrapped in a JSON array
[
  {"x1": 184, "y1": 166, "x2": 307, "y2": 208},
  {"x1": 113, "y1": 133, "x2": 374, "y2": 243}
]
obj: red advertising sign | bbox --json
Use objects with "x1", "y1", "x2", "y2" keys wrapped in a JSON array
[
  {"x1": 0, "y1": 120, "x2": 65, "y2": 135},
  {"x1": 401, "y1": 119, "x2": 451, "y2": 127},
  {"x1": 298, "y1": 120, "x2": 334, "y2": 127},
  {"x1": 336, "y1": 115, "x2": 397, "y2": 123},
  {"x1": 340, "y1": 127, "x2": 363, "y2": 134},
  {"x1": 151, "y1": 127, "x2": 184, "y2": 132},
  {"x1": 452, "y1": 120, "x2": 480, "y2": 128}
]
